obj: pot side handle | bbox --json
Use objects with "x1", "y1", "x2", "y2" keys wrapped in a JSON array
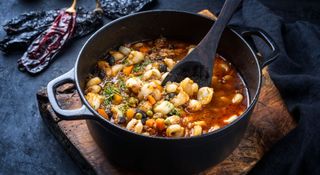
[
  {"x1": 231, "y1": 26, "x2": 280, "y2": 68},
  {"x1": 47, "y1": 68, "x2": 94, "y2": 120}
]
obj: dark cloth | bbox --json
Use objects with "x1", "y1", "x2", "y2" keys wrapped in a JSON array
[{"x1": 221, "y1": 0, "x2": 320, "y2": 174}]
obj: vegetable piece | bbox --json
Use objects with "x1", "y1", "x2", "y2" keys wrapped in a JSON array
[
  {"x1": 166, "y1": 124, "x2": 184, "y2": 137},
  {"x1": 208, "y1": 125, "x2": 220, "y2": 132},
  {"x1": 85, "y1": 92, "x2": 105, "y2": 110},
  {"x1": 186, "y1": 99, "x2": 202, "y2": 112},
  {"x1": 155, "y1": 118, "x2": 165, "y2": 130},
  {"x1": 152, "y1": 89, "x2": 162, "y2": 101},
  {"x1": 127, "y1": 50, "x2": 144, "y2": 65},
  {"x1": 85, "y1": 85, "x2": 102, "y2": 94},
  {"x1": 164, "y1": 115, "x2": 180, "y2": 125},
  {"x1": 123, "y1": 65, "x2": 134, "y2": 75},
  {"x1": 135, "y1": 109, "x2": 147, "y2": 120},
  {"x1": 194, "y1": 121, "x2": 207, "y2": 127},
  {"x1": 135, "y1": 113, "x2": 143, "y2": 119},
  {"x1": 126, "y1": 108, "x2": 136, "y2": 120},
  {"x1": 147, "y1": 95, "x2": 156, "y2": 105},
  {"x1": 224, "y1": 115, "x2": 238, "y2": 124},
  {"x1": 165, "y1": 82, "x2": 178, "y2": 93},
  {"x1": 139, "y1": 46, "x2": 149, "y2": 53},
  {"x1": 132, "y1": 60, "x2": 151, "y2": 73},
  {"x1": 146, "y1": 110, "x2": 153, "y2": 117},
  {"x1": 126, "y1": 77, "x2": 142, "y2": 93},
  {"x1": 86, "y1": 77, "x2": 102, "y2": 87},
  {"x1": 153, "y1": 101, "x2": 174, "y2": 115},
  {"x1": 119, "y1": 46, "x2": 131, "y2": 55},
  {"x1": 170, "y1": 90, "x2": 190, "y2": 107},
  {"x1": 126, "y1": 119, "x2": 143, "y2": 134},
  {"x1": 105, "y1": 54, "x2": 116, "y2": 66},
  {"x1": 138, "y1": 101, "x2": 153, "y2": 112},
  {"x1": 111, "y1": 64, "x2": 124, "y2": 76},
  {"x1": 138, "y1": 83, "x2": 154, "y2": 99},
  {"x1": 112, "y1": 94, "x2": 122, "y2": 105},
  {"x1": 109, "y1": 51, "x2": 124, "y2": 61},
  {"x1": 197, "y1": 87, "x2": 214, "y2": 105},
  {"x1": 191, "y1": 125, "x2": 202, "y2": 136},
  {"x1": 103, "y1": 83, "x2": 120, "y2": 105},
  {"x1": 153, "y1": 112, "x2": 163, "y2": 119},
  {"x1": 134, "y1": 120, "x2": 143, "y2": 133},
  {"x1": 97, "y1": 108, "x2": 109, "y2": 119},
  {"x1": 128, "y1": 97, "x2": 139, "y2": 107},
  {"x1": 142, "y1": 68, "x2": 161, "y2": 80},
  {"x1": 97, "y1": 60, "x2": 112, "y2": 76},
  {"x1": 180, "y1": 77, "x2": 198, "y2": 96},
  {"x1": 163, "y1": 58, "x2": 176, "y2": 70},
  {"x1": 118, "y1": 116, "x2": 126, "y2": 124},
  {"x1": 220, "y1": 63, "x2": 230, "y2": 73},
  {"x1": 17, "y1": 6, "x2": 77, "y2": 74},
  {"x1": 232, "y1": 93, "x2": 244, "y2": 104},
  {"x1": 146, "y1": 118, "x2": 155, "y2": 128},
  {"x1": 159, "y1": 63, "x2": 167, "y2": 72},
  {"x1": 111, "y1": 106, "x2": 124, "y2": 119}
]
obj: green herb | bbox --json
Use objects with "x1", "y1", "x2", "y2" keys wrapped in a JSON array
[
  {"x1": 132, "y1": 64, "x2": 141, "y2": 72},
  {"x1": 122, "y1": 59, "x2": 129, "y2": 65},
  {"x1": 103, "y1": 83, "x2": 120, "y2": 105},
  {"x1": 169, "y1": 108, "x2": 180, "y2": 116},
  {"x1": 119, "y1": 104, "x2": 129, "y2": 114},
  {"x1": 118, "y1": 79, "x2": 127, "y2": 91},
  {"x1": 132, "y1": 59, "x2": 152, "y2": 72}
]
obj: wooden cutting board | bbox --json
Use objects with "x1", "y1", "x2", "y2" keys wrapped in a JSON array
[{"x1": 37, "y1": 10, "x2": 296, "y2": 175}]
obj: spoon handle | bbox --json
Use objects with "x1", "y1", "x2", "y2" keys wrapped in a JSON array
[{"x1": 196, "y1": 0, "x2": 242, "y2": 70}]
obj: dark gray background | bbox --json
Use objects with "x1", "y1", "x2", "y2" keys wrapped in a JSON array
[{"x1": 0, "y1": 0, "x2": 319, "y2": 174}]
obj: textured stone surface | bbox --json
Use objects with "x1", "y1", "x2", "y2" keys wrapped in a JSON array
[{"x1": 0, "y1": 0, "x2": 318, "y2": 174}]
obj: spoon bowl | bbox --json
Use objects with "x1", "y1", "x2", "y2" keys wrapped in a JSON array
[{"x1": 162, "y1": 0, "x2": 242, "y2": 87}]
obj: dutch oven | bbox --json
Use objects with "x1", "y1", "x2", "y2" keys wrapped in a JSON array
[{"x1": 47, "y1": 10, "x2": 279, "y2": 174}]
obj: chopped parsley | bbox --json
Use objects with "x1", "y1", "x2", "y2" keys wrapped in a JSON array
[
  {"x1": 118, "y1": 79, "x2": 127, "y2": 91},
  {"x1": 103, "y1": 83, "x2": 120, "y2": 106},
  {"x1": 132, "y1": 60, "x2": 152, "y2": 72},
  {"x1": 169, "y1": 108, "x2": 180, "y2": 116}
]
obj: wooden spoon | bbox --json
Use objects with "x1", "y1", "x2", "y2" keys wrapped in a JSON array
[{"x1": 162, "y1": 0, "x2": 242, "y2": 87}]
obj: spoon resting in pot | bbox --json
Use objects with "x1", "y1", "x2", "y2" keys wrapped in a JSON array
[{"x1": 162, "y1": 0, "x2": 242, "y2": 87}]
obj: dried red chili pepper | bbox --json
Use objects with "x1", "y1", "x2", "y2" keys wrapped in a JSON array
[{"x1": 17, "y1": 4, "x2": 76, "y2": 74}]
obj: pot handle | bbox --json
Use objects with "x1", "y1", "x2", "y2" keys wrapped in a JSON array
[
  {"x1": 47, "y1": 68, "x2": 94, "y2": 120},
  {"x1": 231, "y1": 26, "x2": 280, "y2": 68}
]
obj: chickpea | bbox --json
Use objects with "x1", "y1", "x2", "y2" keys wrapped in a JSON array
[
  {"x1": 119, "y1": 46, "x2": 131, "y2": 55},
  {"x1": 86, "y1": 77, "x2": 102, "y2": 87},
  {"x1": 110, "y1": 51, "x2": 125, "y2": 61},
  {"x1": 85, "y1": 85, "x2": 101, "y2": 94},
  {"x1": 197, "y1": 87, "x2": 214, "y2": 105},
  {"x1": 232, "y1": 93, "x2": 244, "y2": 104}
]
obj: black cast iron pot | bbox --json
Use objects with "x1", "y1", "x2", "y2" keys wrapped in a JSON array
[{"x1": 47, "y1": 10, "x2": 279, "y2": 174}]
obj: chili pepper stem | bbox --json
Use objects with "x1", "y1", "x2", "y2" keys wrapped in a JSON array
[
  {"x1": 94, "y1": 0, "x2": 103, "y2": 13},
  {"x1": 66, "y1": 0, "x2": 77, "y2": 13}
]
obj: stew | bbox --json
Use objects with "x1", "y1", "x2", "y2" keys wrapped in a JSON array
[{"x1": 85, "y1": 37, "x2": 248, "y2": 137}]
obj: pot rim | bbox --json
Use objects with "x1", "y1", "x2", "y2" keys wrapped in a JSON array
[{"x1": 74, "y1": 9, "x2": 262, "y2": 141}]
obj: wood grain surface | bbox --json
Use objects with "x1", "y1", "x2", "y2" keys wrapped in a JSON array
[{"x1": 37, "y1": 10, "x2": 297, "y2": 175}]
